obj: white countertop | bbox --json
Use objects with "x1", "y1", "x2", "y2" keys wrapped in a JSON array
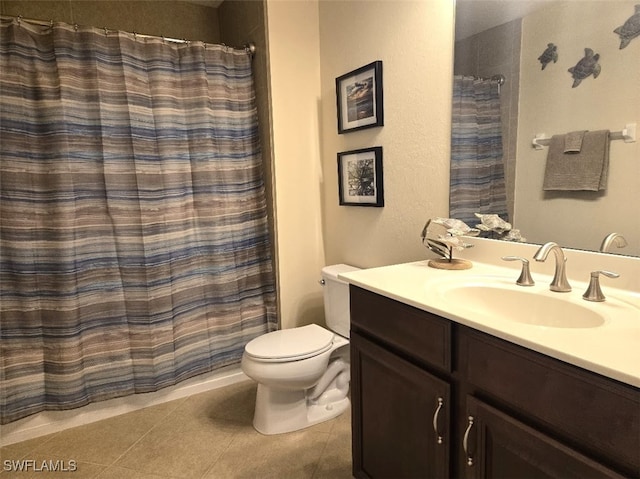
[{"x1": 340, "y1": 258, "x2": 640, "y2": 388}]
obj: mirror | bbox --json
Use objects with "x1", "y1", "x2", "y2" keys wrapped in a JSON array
[{"x1": 453, "y1": 0, "x2": 639, "y2": 257}]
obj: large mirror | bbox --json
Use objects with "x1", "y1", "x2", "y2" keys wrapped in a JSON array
[{"x1": 454, "y1": 0, "x2": 639, "y2": 257}]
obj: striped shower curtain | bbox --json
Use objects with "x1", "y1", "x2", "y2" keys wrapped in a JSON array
[
  {"x1": 450, "y1": 75, "x2": 508, "y2": 226},
  {"x1": 0, "y1": 18, "x2": 277, "y2": 424}
]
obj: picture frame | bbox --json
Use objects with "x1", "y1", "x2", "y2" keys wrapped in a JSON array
[
  {"x1": 336, "y1": 61, "x2": 383, "y2": 134},
  {"x1": 337, "y1": 147, "x2": 384, "y2": 207}
]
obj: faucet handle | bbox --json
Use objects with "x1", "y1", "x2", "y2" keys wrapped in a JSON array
[
  {"x1": 501, "y1": 256, "x2": 535, "y2": 286},
  {"x1": 582, "y1": 270, "x2": 620, "y2": 302}
]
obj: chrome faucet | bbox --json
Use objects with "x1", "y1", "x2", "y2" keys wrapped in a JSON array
[
  {"x1": 533, "y1": 242, "x2": 571, "y2": 292},
  {"x1": 600, "y1": 233, "x2": 627, "y2": 253}
]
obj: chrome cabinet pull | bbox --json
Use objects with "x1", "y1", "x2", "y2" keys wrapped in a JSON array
[
  {"x1": 432, "y1": 396, "x2": 444, "y2": 444},
  {"x1": 463, "y1": 415, "x2": 475, "y2": 466}
]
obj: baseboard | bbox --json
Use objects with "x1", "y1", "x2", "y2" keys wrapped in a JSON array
[{"x1": 0, "y1": 366, "x2": 248, "y2": 447}]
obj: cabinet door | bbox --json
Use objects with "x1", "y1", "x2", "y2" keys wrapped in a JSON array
[
  {"x1": 463, "y1": 396, "x2": 627, "y2": 479},
  {"x1": 351, "y1": 332, "x2": 450, "y2": 479}
]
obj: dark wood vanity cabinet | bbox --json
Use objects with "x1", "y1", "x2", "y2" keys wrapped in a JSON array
[
  {"x1": 349, "y1": 285, "x2": 640, "y2": 479},
  {"x1": 464, "y1": 396, "x2": 628, "y2": 479},
  {"x1": 351, "y1": 333, "x2": 450, "y2": 478}
]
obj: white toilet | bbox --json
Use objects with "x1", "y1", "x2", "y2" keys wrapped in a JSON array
[{"x1": 241, "y1": 264, "x2": 359, "y2": 435}]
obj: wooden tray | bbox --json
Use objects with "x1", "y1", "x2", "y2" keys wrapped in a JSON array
[{"x1": 427, "y1": 258, "x2": 473, "y2": 270}]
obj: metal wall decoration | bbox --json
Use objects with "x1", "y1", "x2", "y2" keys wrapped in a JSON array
[
  {"x1": 538, "y1": 43, "x2": 558, "y2": 70},
  {"x1": 568, "y1": 48, "x2": 601, "y2": 88},
  {"x1": 614, "y1": 4, "x2": 640, "y2": 49}
]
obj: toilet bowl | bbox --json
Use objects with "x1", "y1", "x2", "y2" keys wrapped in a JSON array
[{"x1": 241, "y1": 264, "x2": 359, "y2": 435}]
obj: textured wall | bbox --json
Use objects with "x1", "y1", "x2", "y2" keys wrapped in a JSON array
[
  {"x1": 319, "y1": 0, "x2": 455, "y2": 269},
  {"x1": 266, "y1": 0, "x2": 325, "y2": 330},
  {"x1": 1, "y1": 1, "x2": 220, "y2": 42}
]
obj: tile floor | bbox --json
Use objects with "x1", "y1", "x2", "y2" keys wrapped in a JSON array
[{"x1": 0, "y1": 380, "x2": 353, "y2": 479}]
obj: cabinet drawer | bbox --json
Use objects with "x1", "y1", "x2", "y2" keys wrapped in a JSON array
[
  {"x1": 461, "y1": 328, "x2": 640, "y2": 474},
  {"x1": 350, "y1": 286, "x2": 451, "y2": 372}
]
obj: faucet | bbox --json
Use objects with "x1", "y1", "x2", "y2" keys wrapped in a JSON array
[
  {"x1": 600, "y1": 233, "x2": 627, "y2": 253},
  {"x1": 533, "y1": 242, "x2": 571, "y2": 292},
  {"x1": 501, "y1": 256, "x2": 535, "y2": 286},
  {"x1": 582, "y1": 270, "x2": 620, "y2": 302}
]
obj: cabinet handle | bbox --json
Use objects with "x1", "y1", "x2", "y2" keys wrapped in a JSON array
[
  {"x1": 463, "y1": 415, "x2": 475, "y2": 466},
  {"x1": 432, "y1": 396, "x2": 444, "y2": 444}
]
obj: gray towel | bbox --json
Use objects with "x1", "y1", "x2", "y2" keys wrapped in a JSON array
[
  {"x1": 543, "y1": 130, "x2": 610, "y2": 191},
  {"x1": 564, "y1": 130, "x2": 586, "y2": 153}
]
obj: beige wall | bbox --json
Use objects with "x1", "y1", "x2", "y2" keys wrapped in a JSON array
[
  {"x1": 516, "y1": 1, "x2": 640, "y2": 255},
  {"x1": 266, "y1": 0, "x2": 455, "y2": 329},
  {"x1": 319, "y1": 0, "x2": 455, "y2": 268},
  {"x1": 266, "y1": 0, "x2": 326, "y2": 330}
]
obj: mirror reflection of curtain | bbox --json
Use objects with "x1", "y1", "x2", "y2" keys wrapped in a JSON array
[
  {"x1": 450, "y1": 75, "x2": 508, "y2": 226},
  {"x1": 0, "y1": 18, "x2": 277, "y2": 424}
]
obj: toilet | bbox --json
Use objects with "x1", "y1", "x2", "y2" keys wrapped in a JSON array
[{"x1": 241, "y1": 264, "x2": 359, "y2": 435}]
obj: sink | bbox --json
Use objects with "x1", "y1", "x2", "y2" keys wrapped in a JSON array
[{"x1": 437, "y1": 283, "x2": 605, "y2": 329}]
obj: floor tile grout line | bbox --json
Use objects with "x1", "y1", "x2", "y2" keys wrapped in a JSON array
[
  {"x1": 196, "y1": 429, "x2": 241, "y2": 479},
  {"x1": 310, "y1": 429, "x2": 333, "y2": 479},
  {"x1": 94, "y1": 462, "x2": 179, "y2": 479},
  {"x1": 92, "y1": 402, "x2": 190, "y2": 479},
  {"x1": 104, "y1": 395, "x2": 191, "y2": 470},
  {"x1": 3, "y1": 429, "x2": 62, "y2": 461}
]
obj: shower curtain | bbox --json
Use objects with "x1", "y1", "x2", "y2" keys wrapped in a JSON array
[
  {"x1": 450, "y1": 75, "x2": 508, "y2": 226},
  {"x1": 0, "y1": 18, "x2": 277, "y2": 424}
]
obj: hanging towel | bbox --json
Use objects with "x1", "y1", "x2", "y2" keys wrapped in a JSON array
[
  {"x1": 543, "y1": 130, "x2": 610, "y2": 191},
  {"x1": 564, "y1": 130, "x2": 586, "y2": 153}
]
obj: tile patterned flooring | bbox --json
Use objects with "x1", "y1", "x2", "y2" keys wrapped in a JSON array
[{"x1": 0, "y1": 381, "x2": 353, "y2": 479}]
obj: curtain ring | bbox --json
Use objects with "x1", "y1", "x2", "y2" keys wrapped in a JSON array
[
  {"x1": 17, "y1": 15, "x2": 22, "y2": 26},
  {"x1": 74, "y1": 23, "x2": 79, "y2": 32},
  {"x1": 104, "y1": 26, "x2": 108, "y2": 36}
]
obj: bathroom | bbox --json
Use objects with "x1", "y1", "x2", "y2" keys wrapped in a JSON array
[{"x1": 1, "y1": 0, "x2": 638, "y2": 477}]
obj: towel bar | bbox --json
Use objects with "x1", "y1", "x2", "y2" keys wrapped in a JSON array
[{"x1": 532, "y1": 123, "x2": 636, "y2": 150}]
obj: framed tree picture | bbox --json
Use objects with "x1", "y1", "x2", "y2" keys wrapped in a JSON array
[
  {"x1": 337, "y1": 147, "x2": 384, "y2": 207},
  {"x1": 336, "y1": 61, "x2": 383, "y2": 134}
]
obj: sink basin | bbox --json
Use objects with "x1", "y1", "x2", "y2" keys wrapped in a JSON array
[{"x1": 437, "y1": 283, "x2": 605, "y2": 329}]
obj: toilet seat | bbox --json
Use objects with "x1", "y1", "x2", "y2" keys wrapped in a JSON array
[{"x1": 245, "y1": 324, "x2": 335, "y2": 363}]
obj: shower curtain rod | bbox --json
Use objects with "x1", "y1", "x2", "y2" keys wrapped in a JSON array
[
  {"x1": 457, "y1": 73, "x2": 505, "y2": 85},
  {"x1": 455, "y1": 74, "x2": 506, "y2": 94},
  {"x1": 0, "y1": 14, "x2": 256, "y2": 57}
]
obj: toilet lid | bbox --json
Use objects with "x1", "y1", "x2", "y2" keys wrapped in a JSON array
[{"x1": 245, "y1": 324, "x2": 334, "y2": 362}]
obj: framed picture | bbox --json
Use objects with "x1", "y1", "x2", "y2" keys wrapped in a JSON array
[
  {"x1": 336, "y1": 61, "x2": 383, "y2": 134},
  {"x1": 337, "y1": 147, "x2": 384, "y2": 207}
]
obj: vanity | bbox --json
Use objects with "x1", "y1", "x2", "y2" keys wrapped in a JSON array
[{"x1": 339, "y1": 239, "x2": 640, "y2": 478}]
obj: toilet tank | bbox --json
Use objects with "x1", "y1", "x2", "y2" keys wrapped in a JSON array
[{"x1": 321, "y1": 264, "x2": 360, "y2": 338}]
